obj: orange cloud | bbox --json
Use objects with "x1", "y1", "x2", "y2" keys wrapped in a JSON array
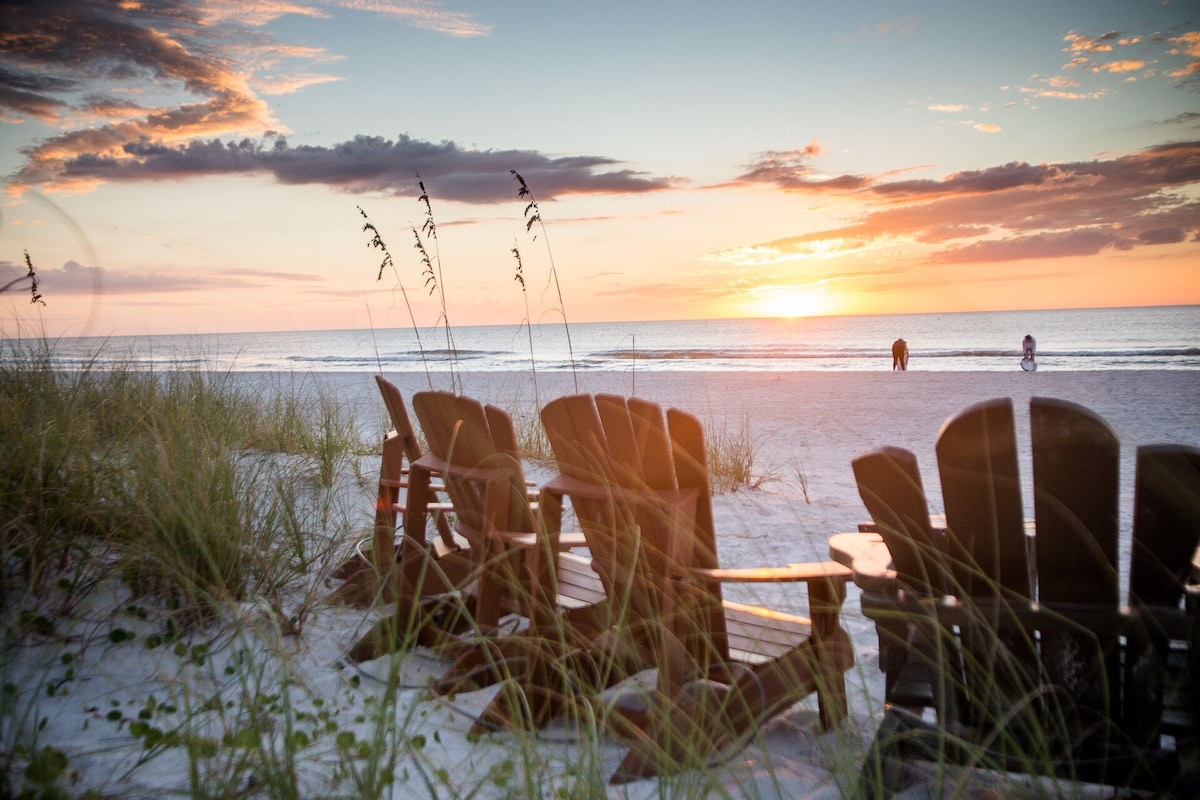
[
  {"x1": 726, "y1": 147, "x2": 870, "y2": 193},
  {"x1": 1024, "y1": 87, "x2": 1108, "y2": 100},
  {"x1": 1060, "y1": 26, "x2": 1199, "y2": 88},
  {"x1": 336, "y1": 0, "x2": 492, "y2": 37},
  {"x1": 1064, "y1": 30, "x2": 1119, "y2": 53},
  {"x1": 12, "y1": 91, "x2": 277, "y2": 193},
  {"x1": 1092, "y1": 60, "x2": 1146, "y2": 74},
  {"x1": 1166, "y1": 31, "x2": 1200, "y2": 79},
  {"x1": 198, "y1": 0, "x2": 331, "y2": 27},
  {"x1": 725, "y1": 141, "x2": 1200, "y2": 267}
]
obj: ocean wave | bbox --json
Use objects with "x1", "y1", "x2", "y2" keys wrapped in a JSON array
[{"x1": 36, "y1": 307, "x2": 1200, "y2": 373}]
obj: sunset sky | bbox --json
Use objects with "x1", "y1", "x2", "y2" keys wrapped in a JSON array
[{"x1": 1, "y1": 0, "x2": 1198, "y2": 338}]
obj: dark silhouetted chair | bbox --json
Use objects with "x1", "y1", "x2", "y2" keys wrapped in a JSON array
[{"x1": 852, "y1": 397, "x2": 1197, "y2": 798}]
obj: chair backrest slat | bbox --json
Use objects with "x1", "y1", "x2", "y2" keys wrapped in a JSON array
[
  {"x1": 485, "y1": 404, "x2": 521, "y2": 460},
  {"x1": 1124, "y1": 444, "x2": 1200, "y2": 752},
  {"x1": 594, "y1": 393, "x2": 645, "y2": 489},
  {"x1": 1031, "y1": 396, "x2": 1120, "y2": 606},
  {"x1": 666, "y1": 406, "x2": 728, "y2": 656},
  {"x1": 542, "y1": 394, "x2": 607, "y2": 482},
  {"x1": 1130, "y1": 444, "x2": 1200, "y2": 610},
  {"x1": 667, "y1": 408, "x2": 716, "y2": 571},
  {"x1": 936, "y1": 397, "x2": 1029, "y2": 599},
  {"x1": 628, "y1": 396, "x2": 676, "y2": 491},
  {"x1": 1029, "y1": 397, "x2": 1123, "y2": 736},
  {"x1": 375, "y1": 375, "x2": 423, "y2": 461},
  {"x1": 852, "y1": 446, "x2": 944, "y2": 596}
]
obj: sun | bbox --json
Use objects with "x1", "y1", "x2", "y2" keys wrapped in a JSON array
[{"x1": 755, "y1": 288, "x2": 834, "y2": 318}]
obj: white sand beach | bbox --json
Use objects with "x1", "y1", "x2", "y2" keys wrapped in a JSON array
[{"x1": 7, "y1": 369, "x2": 1199, "y2": 799}]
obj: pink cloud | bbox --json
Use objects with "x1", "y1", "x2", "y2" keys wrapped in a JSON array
[{"x1": 729, "y1": 140, "x2": 1200, "y2": 265}]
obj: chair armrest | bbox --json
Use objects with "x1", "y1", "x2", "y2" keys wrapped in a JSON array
[
  {"x1": 556, "y1": 532, "x2": 588, "y2": 549},
  {"x1": 828, "y1": 531, "x2": 897, "y2": 595},
  {"x1": 543, "y1": 473, "x2": 610, "y2": 501},
  {"x1": 683, "y1": 561, "x2": 850, "y2": 584},
  {"x1": 683, "y1": 562, "x2": 851, "y2": 638}
]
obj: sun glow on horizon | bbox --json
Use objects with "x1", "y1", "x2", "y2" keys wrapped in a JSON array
[{"x1": 753, "y1": 287, "x2": 838, "y2": 318}]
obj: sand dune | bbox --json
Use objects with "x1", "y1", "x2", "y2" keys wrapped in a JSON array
[{"x1": 8, "y1": 369, "x2": 1198, "y2": 798}]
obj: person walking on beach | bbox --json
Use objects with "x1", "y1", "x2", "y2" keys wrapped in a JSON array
[
  {"x1": 892, "y1": 338, "x2": 909, "y2": 371},
  {"x1": 1022, "y1": 334, "x2": 1036, "y2": 360}
]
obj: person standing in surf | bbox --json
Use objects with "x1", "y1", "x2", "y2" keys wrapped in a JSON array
[{"x1": 892, "y1": 338, "x2": 909, "y2": 371}]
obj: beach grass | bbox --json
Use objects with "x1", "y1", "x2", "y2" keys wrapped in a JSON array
[
  {"x1": 1, "y1": 334, "x2": 829, "y2": 799},
  {"x1": 2, "y1": 332, "x2": 1133, "y2": 799},
  {"x1": 0, "y1": 337, "x2": 369, "y2": 626},
  {"x1": 704, "y1": 412, "x2": 769, "y2": 493}
]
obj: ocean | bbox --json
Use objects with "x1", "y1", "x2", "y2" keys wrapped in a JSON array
[{"x1": 37, "y1": 305, "x2": 1200, "y2": 374}]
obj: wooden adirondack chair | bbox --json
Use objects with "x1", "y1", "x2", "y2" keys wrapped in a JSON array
[
  {"x1": 934, "y1": 397, "x2": 1038, "y2": 737},
  {"x1": 852, "y1": 397, "x2": 1198, "y2": 798},
  {"x1": 851, "y1": 446, "x2": 952, "y2": 714},
  {"x1": 350, "y1": 391, "x2": 612, "y2": 719},
  {"x1": 409, "y1": 389, "x2": 559, "y2": 632},
  {"x1": 1030, "y1": 396, "x2": 1122, "y2": 739},
  {"x1": 540, "y1": 393, "x2": 854, "y2": 783},
  {"x1": 328, "y1": 376, "x2": 466, "y2": 607},
  {"x1": 1124, "y1": 443, "x2": 1200, "y2": 798}
]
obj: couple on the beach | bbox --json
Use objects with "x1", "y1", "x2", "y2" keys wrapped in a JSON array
[{"x1": 893, "y1": 334, "x2": 1037, "y2": 370}]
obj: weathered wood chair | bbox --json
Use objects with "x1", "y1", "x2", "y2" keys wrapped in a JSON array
[
  {"x1": 850, "y1": 445, "x2": 952, "y2": 715},
  {"x1": 852, "y1": 397, "x2": 1199, "y2": 798},
  {"x1": 373, "y1": 375, "x2": 456, "y2": 555},
  {"x1": 350, "y1": 391, "x2": 613, "y2": 721},
  {"x1": 409, "y1": 390, "x2": 593, "y2": 632},
  {"x1": 328, "y1": 375, "x2": 466, "y2": 607},
  {"x1": 540, "y1": 393, "x2": 854, "y2": 783}
]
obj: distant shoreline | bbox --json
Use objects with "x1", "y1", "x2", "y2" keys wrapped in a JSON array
[{"x1": 27, "y1": 306, "x2": 1200, "y2": 372}]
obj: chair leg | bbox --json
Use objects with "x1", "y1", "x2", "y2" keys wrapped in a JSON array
[
  {"x1": 818, "y1": 672, "x2": 849, "y2": 731},
  {"x1": 857, "y1": 709, "x2": 907, "y2": 800},
  {"x1": 465, "y1": 643, "x2": 580, "y2": 734},
  {"x1": 1179, "y1": 735, "x2": 1199, "y2": 800},
  {"x1": 609, "y1": 681, "x2": 731, "y2": 784}
]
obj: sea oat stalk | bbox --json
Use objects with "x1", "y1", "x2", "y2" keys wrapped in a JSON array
[
  {"x1": 511, "y1": 170, "x2": 578, "y2": 391},
  {"x1": 511, "y1": 242, "x2": 541, "y2": 409},
  {"x1": 416, "y1": 176, "x2": 461, "y2": 393},
  {"x1": 1, "y1": 249, "x2": 45, "y2": 304},
  {"x1": 359, "y1": 206, "x2": 433, "y2": 389}
]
